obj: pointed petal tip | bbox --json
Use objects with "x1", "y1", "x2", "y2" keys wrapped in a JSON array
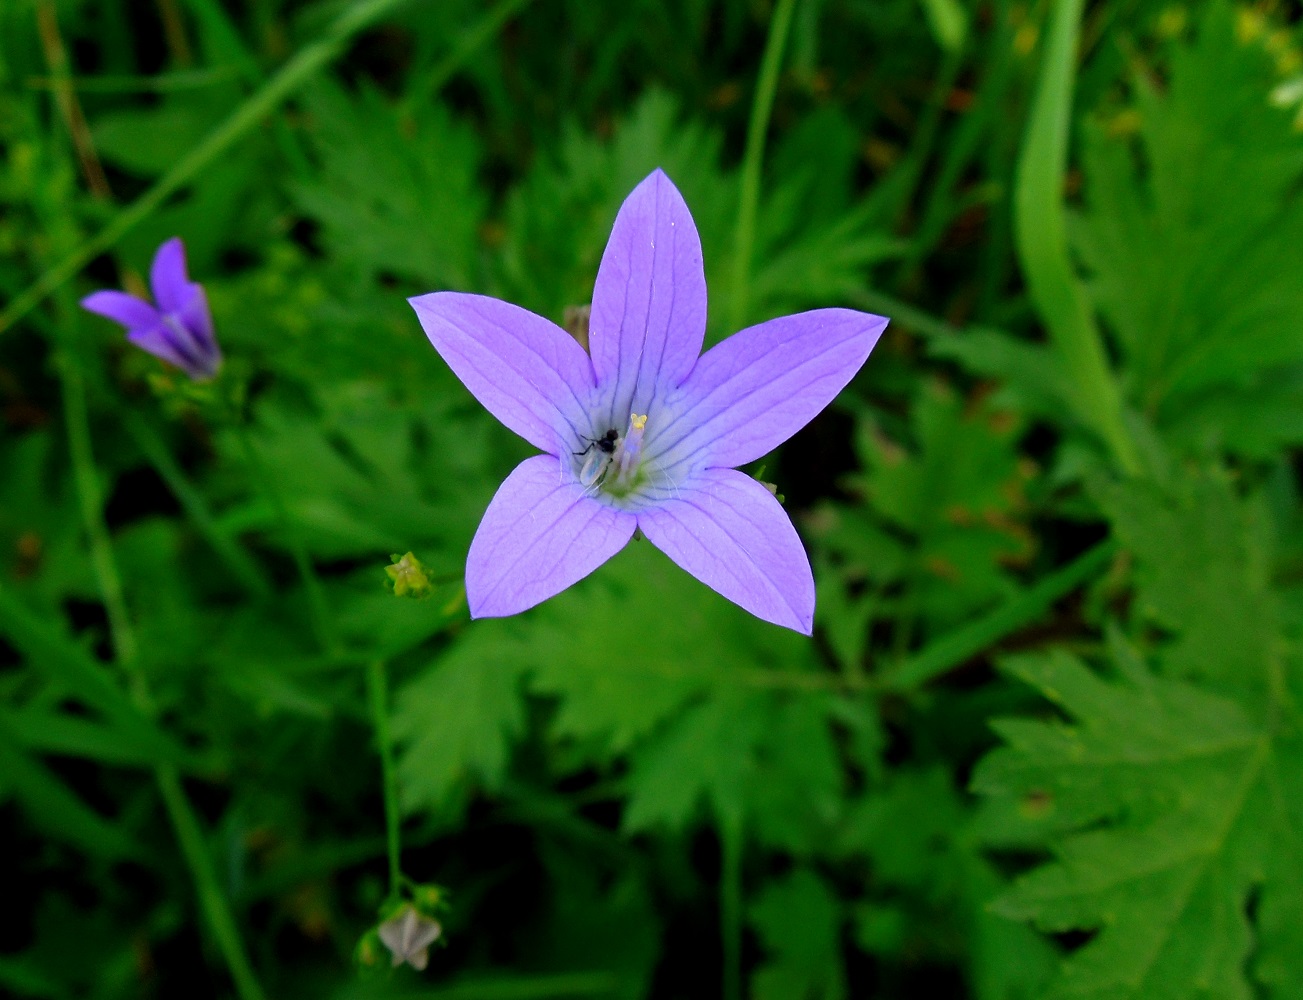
[
  {"x1": 155, "y1": 235, "x2": 185, "y2": 259},
  {"x1": 150, "y1": 236, "x2": 194, "y2": 313},
  {"x1": 150, "y1": 236, "x2": 187, "y2": 276},
  {"x1": 768, "y1": 596, "x2": 815, "y2": 636},
  {"x1": 589, "y1": 163, "x2": 706, "y2": 406}
]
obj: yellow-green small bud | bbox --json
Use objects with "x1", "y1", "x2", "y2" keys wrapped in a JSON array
[{"x1": 386, "y1": 552, "x2": 432, "y2": 598}]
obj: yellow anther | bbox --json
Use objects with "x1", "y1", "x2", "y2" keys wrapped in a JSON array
[{"x1": 631, "y1": 413, "x2": 648, "y2": 430}]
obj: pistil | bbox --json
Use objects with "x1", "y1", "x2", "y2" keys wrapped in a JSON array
[{"x1": 610, "y1": 413, "x2": 647, "y2": 489}]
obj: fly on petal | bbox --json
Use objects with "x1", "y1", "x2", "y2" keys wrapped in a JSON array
[
  {"x1": 81, "y1": 237, "x2": 222, "y2": 381},
  {"x1": 409, "y1": 168, "x2": 889, "y2": 633}
]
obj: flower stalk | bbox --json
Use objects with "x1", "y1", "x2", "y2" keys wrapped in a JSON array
[
  {"x1": 50, "y1": 282, "x2": 266, "y2": 1000},
  {"x1": 366, "y1": 659, "x2": 405, "y2": 903},
  {"x1": 729, "y1": 0, "x2": 799, "y2": 333},
  {"x1": 1013, "y1": 0, "x2": 1140, "y2": 474}
]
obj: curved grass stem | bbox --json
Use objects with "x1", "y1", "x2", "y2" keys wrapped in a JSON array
[
  {"x1": 51, "y1": 300, "x2": 267, "y2": 1000},
  {"x1": 1013, "y1": 0, "x2": 1140, "y2": 474},
  {"x1": 728, "y1": 0, "x2": 799, "y2": 334}
]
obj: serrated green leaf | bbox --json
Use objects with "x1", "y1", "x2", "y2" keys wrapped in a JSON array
[
  {"x1": 749, "y1": 869, "x2": 846, "y2": 1000},
  {"x1": 521, "y1": 538, "x2": 820, "y2": 762},
  {"x1": 621, "y1": 687, "x2": 767, "y2": 833},
  {"x1": 1096, "y1": 469, "x2": 1279, "y2": 695},
  {"x1": 972, "y1": 648, "x2": 1303, "y2": 1000},
  {"x1": 1075, "y1": 3, "x2": 1303, "y2": 432},
  {"x1": 393, "y1": 634, "x2": 531, "y2": 817},
  {"x1": 845, "y1": 379, "x2": 1031, "y2": 628},
  {"x1": 221, "y1": 384, "x2": 496, "y2": 561},
  {"x1": 746, "y1": 693, "x2": 843, "y2": 853},
  {"x1": 526, "y1": 542, "x2": 760, "y2": 758},
  {"x1": 295, "y1": 81, "x2": 484, "y2": 288}
]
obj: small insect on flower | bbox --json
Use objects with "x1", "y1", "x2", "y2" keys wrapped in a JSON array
[
  {"x1": 80, "y1": 237, "x2": 222, "y2": 381},
  {"x1": 573, "y1": 427, "x2": 620, "y2": 488},
  {"x1": 574, "y1": 428, "x2": 620, "y2": 458},
  {"x1": 409, "y1": 169, "x2": 888, "y2": 633}
]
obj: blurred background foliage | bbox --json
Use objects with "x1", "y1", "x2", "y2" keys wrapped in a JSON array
[{"x1": 2, "y1": 0, "x2": 1303, "y2": 997}]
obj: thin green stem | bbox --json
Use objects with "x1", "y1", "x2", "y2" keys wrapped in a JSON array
[
  {"x1": 1013, "y1": 0, "x2": 1139, "y2": 474},
  {"x1": 366, "y1": 659, "x2": 404, "y2": 901},
  {"x1": 0, "y1": 0, "x2": 417, "y2": 336},
  {"x1": 50, "y1": 303, "x2": 266, "y2": 1000},
  {"x1": 728, "y1": 0, "x2": 798, "y2": 334},
  {"x1": 58, "y1": 338, "x2": 141, "y2": 677},
  {"x1": 886, "y1": 539, "x2": 1116, "y2": 690},
  {"x1": 155, "y1": 765, "x2": 267, "y2": 1000}
]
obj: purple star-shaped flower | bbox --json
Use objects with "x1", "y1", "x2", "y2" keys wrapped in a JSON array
[
  {"x1": 81, "y1": 237, "x2": 222, "y2": 380},
  {"x1": 410, "y1": 169, "x2": 887, "y2": 634}
]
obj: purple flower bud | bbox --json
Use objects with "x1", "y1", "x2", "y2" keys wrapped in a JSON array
[
  {"x1": 409, "y1": 170, "x2": 889, "y2": 634},
  {"x1": 81, "y1": 237, "x2": 222, "y2": 381}
]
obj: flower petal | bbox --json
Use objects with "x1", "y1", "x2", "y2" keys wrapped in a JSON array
[
  {"x1": 177, "y1": 284, "x2": 219, "y2": 356},
  {"x1": 589, "y1": 169, "x2": 706, "y2": 426},
  {"x1": 150, "y1": 237, "x2": 195, "y2": 314},
  {"x1": 127, "y1": 317, "x2": 213, "y2": 376},
  {"x1": 651, "y1": 308, "x2": 887, "y2": 471},
  {"x1": 636, "y1": 468, "x2": 815, "y2": 634},
  {"x1": 467, "y1": 454, "x2": 637, "y2": 618},
  {"x1": 81, "y1": 290, "x2": 159, "y2": 331},
  {"x1": 410, "y1": 292, "x2": 597, "y2": 455}
]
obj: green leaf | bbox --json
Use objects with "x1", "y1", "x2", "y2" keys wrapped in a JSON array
[
  {"x1": 295, "y1": 80, "x2": 485, "y2": 288},
  {"x1": 837, "y1": 768, "x2": 1057, "y2": 998},
  {"x1": 929, "y1": 326, "x2": 1075, "y2": 422},
  {"x1": 526, "y1": 542, "x2": 764, "y2": 758},
  {"x1": 1075, "y1": 3, "x2": 1303, "y2": 430},
  {"x1": 621, "y1": 684, "x2": 842, "y2": 848},
  {"x1": 1096, "y1": 468, "x2": 1279, "y2": 695},
  {"x1": 222, "y1": 384, "x2": 498, "y2": 561},
  {"x1": 745, "y1": 693, "x2": 843, "y2": 854},
  {"x1": 918, "y1": 0, "x2": 968, "y2": 52},
  {"x1": 845, "y1": 379, "x2": 1031, "y2": 629},
  {"x1": 749, "y1": 869, "x2": 846, "y2": 1000},
  {"x1": 0, "y1": 721, "x2": 134, "y2": 858},
  {"x1": 522, "y1": 538, "x2": 822, "y2": 765},
  {"x1": 0, "y1": 582, "x2": 186, "y2": 763},
  {"x1": 972, "y1": 648, "x2": 1303, "y2": 1000},
  {"x1": 393, "y1": 633, "x2": 531, "y2": 817},
  {"x1": 621, "y1": 686, "x2": 767, "y2": 833}
]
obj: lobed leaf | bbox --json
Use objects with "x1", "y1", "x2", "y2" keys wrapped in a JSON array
[{"x1": 973, "y1": 648, "x2": 1303, "y2": 1000}]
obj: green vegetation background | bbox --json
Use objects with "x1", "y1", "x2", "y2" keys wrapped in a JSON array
[{"x1": 3, "y1": 0, "x2": 1303, "y2": 997}]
